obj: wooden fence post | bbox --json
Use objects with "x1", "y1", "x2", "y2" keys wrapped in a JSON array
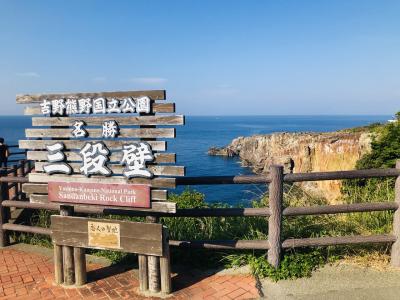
[
  {"x1": 0, "y1": 169, "x2": 10, "y2": 247},
  {"x1": 160, "y1": 227, "x2": 172, "y2": 294},
  {"x1": 25, "y1": 160, "x2": 32, "y2": 175},
  {"x1": 17, "y1": 160, "x2": 26, "y2": 201},
  {"x1": 138, "y1": 255, "x2": 149, "y2": 292},
  {"x1": 146, "y1": 216, "x2": 161, "y2": 293},
  {"x1": 74, "y1": 247, "x2": 86, "y2": 286},
  {"x1": 391, "y1": 160, "x2": 400, "y2": 267},
  {"x1": 60, "y1": 205, "x2": 75, "y2": 285},
  {"x1": 268, "y1": 165, "x2": 283, "y2": 268},
  {"x1": 12, "y1": 165, "x2": 18, "y2": 201},
  {"x1": 54, "y1": 244, "x2": 63, "y2": 284}
]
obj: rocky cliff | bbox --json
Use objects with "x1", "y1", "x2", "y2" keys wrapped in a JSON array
[{"x1": 208, "y1": 131, "x2": 373, "y2": 202}]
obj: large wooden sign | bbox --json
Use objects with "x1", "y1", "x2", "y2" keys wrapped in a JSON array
[
  {"x1": 51, "y1": 215, "x2": 164, "y2": 256},
  {"x1": 17, "y1": 90, "x2": 185, "y2": 213}
]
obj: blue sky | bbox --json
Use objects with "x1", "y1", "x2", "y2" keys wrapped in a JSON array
[{"x1": 0, "y1": 0, "x2": 399, "y2": 115}]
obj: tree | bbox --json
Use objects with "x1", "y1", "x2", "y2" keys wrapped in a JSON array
[
  {"x1": 396, "y1": 111, "x2": 400, "y2": 121},
  {"x1": 356, "y1": 119, "x2": 400, "y2": 169}
]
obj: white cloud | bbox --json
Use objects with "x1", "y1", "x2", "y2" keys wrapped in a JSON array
[
  {"x1": 92, "y1": 76, "x2": 107, "y2": 83},
  {"x1": 128, "y1": 77, "x2": 167, "y2": 84},
  {"x1": 16, "y1": 72, "x2": 40, "y2": 78}
]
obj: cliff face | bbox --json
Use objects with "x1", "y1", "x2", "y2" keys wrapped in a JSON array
[{"x1": 209, "y1": 132, "x2": 372, "y2": 202}]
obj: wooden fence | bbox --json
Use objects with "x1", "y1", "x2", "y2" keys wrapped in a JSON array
[
  {"x1": 0, "y1": 161, "x2": 399, "y2": 268},
  {"x1": 7, "y1": 145, "x2": 27, "y2": 165}
]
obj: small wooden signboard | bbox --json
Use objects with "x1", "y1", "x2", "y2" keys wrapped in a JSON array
[
  {"x1": 51, "y1": 216, "x2": 164, "y2": 256},
  {"x1": 51, "y1": 215, "x2": 171, "y2": 293},
  {"x1": 17, "y1": 90, "x2": 183, "y2": 295}
]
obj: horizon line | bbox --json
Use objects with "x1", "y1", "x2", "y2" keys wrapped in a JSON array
[{"x1": 0, "y1": 113, "x2": 393, "y2": 117}]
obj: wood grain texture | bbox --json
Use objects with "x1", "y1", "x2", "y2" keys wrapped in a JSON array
[
  {"x1": 284, "y1": 168, "x2": 400, "y2": 182},
  {"x1": 175, "y1": 168, "x2": 400, "y2": 185},
  {"x1": 32, "y1": 115, "x2": 184, "y2": 126},
  {"x1": 2, "y1": 223, "x2": 51, "y2": 235},
  {"x1": 148, "y1": 255, "x2": 160, "y2": 293},
  {"x1": 51, "y1": 215, "x2": 164, "y2": 256},
  {"x1": 28, "y1": 194, "x2": 176, "y2": 216},
  {"x1": 138, "y1": 255, "x2": 149, "y2": 291},
  {"x1": 151, "y1": 190, "x2": 168, "y2": 201},
  {"x1": 170, "y1": 207, "x2": 271, "y2": 217},
  {"x1": 73, "y1": 247, "x2": 86, "y2": 286},
  {"x1": 26, "y1": 128, "x2": 175, "y2": 139},
  {"x1": 34, "y1": 162, "x2": 184, "y2": 177},
  {"x1": 4, "y1": 199, "x2": 177, "y2": 214},
  {"x1": 22, "y1": 183, "x2": 168, "y2": 201},
  {"x1": 54, "y1": 244, "x2": 63, "y2": 285},
  {"x1": 391, "y1": 160, "x2": 400, "y2": 267},
  {"x1": 27, "y1": 151, "x2": 176, "y2": 163},
  {"x1": 60, "y1": 205, "x2": 75, "y2": 286},
  {"x1": 169, "y1": 239, "x2": 270, "y2": 250},
  {"x1": 267, "y1": 165, "x2": 283, "y2": 268},
  {"x1": 20, "y1": 140, "x2": 167, "y2": 151},
  {"x1": 160, "y1": 227, "x2": 171, "y2": 294},
  {"x1": 24, "y1": 103, "x2": 175, "y2": 115},
  {"x1": 171, "y1": 236, "x2": 396, "y2": 249},
  {"x1": 29, "y1": 173, "x2": 176, "y2": 188},
  {"x1": 284, "y1": 202, "x2": 398, "y2": 216},
  {"x1": 63, "y1": 246, "x2": 74, "y2": 285},
  {"x1": 282, "y1": 234, "x2": 396, "y2": 248},
  {"x1": 16, "y1": 90, "x2": 166, "y2": 103},
  {"x1": 0, "y1": 170, "x2": 10, "y2": 247}
]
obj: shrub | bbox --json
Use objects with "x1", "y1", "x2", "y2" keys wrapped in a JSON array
[{"x1": 224, "y1": 250, "x2": 325, "y2": 281}]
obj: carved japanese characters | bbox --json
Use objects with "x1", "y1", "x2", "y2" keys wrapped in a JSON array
[
  {"x1": 102, "y1": 120, "x2": 119, "y2": 138},
  {"x1": 43, "y1": 143, "x2": 72, "y2": 175},
  {"x1": 40, "y1": 96, "x2": 151, "y2": 116},
  {"x1": 79, "y1": 142, "x2": 112, "y2": 177},
  {"x1": 72, "y1": 121, "x2": 88, "y2": 138},
  {"x1": 18, "y1": 90, "x2": 184, "y2": 212},
  {"x1": 121, "y1": 143, "x2": 154, "y2": 178},
  {"x1": 43, "y1": 141, "x2": 155, "y2": 179}
]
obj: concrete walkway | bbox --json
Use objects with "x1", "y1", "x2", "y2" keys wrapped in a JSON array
[
  {"x1": 261, "y1": 263, "x2": 400, "y2": 300},
  {"x1": 0, "y1": 244, "x2": 260, "y2": 299}
]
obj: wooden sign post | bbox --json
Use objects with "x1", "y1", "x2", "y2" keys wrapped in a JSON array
[
  {"x1": 17, "y1": 90, "x2": 184, "y2": 295},
  {"x1": 51, "y1": 216, "x2": 170, "y2": 292}
]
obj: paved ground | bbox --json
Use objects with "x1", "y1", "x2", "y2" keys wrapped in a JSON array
[
  {"x1": 0, "y1": 245, "x2": 260, "y2": 299},
  {"x1": 261, "y1": 263, "x2": 400, "y2": 300}
]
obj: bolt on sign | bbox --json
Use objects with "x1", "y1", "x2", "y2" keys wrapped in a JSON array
[{"x1": 17, "y1": 90, "x2": 185, "y2": 212}]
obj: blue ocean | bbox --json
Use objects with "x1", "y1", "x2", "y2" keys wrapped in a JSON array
[{"x1": 0, "y1": 115, "x2": 390, "y2": 206}]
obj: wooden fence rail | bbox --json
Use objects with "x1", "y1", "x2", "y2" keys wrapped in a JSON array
[{"x1": 0, "y1": 160, "x2": 400, "y2": 268}]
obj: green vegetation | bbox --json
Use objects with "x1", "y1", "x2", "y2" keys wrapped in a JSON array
[
  {"x1": 12, "y1": 112, "x2": 400, "y2": 281},
  {"x1": 14, "y1": 182, "x2": 394, "y2": 281},
  {"x1": 224, "y1": 250, "x2": 325, "y2": 281},
  {"x1": 355, "y1": 120, "x2": 400, "y2": 169},
  {"x1": 341, "y1": 122, "x2": 384, "y2": 134}
]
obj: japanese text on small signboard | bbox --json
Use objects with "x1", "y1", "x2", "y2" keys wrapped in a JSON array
[{"x1": 88, "y1": 221, "x2": 120, "y2": 249}]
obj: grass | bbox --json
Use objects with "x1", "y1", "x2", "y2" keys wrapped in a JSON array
[
  {"x1": 224, "y1": 180, "x2": 395, "y2": 281},
  {"x1": 12, "y1": 180, "x2": 396, "y2": 281}
]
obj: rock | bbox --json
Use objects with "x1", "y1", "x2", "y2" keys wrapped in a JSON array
[
  {"x1": 208, "y1": 131, "x2": 373, "y2": 202},
  {"x1": 207, "y1": 146, "x2": 237, "y2": 157}
]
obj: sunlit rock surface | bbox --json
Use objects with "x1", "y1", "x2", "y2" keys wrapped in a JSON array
[{"x1": 209, "y1": 131, "x2": 373, "y2": 202}]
